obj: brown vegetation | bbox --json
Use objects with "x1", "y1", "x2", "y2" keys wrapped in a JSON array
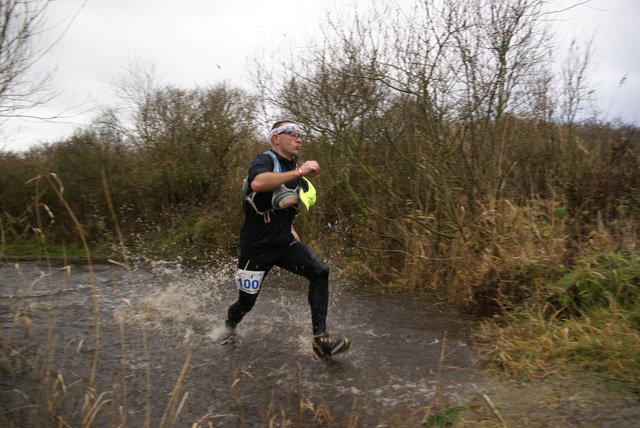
[{"x1": 1, "y1": 1, "x2": 639, "y2": 422}]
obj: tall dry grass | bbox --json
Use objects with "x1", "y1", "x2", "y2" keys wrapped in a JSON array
[
  {"x1": 476, "y1": 305, "x2": 640, "y2": 381},
  {"x1": 444, "y1": 198, "x2": 640, "y2": 381}
]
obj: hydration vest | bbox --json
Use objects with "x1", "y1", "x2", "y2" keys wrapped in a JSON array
[{"x1": 241, "y1": 150, "x2": 303, "y2": 223}]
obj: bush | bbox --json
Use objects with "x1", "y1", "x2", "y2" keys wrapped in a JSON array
[
  {"x1": 474, "y1": 251, "x2": 640, "y2": 380},
  {"x1": 549, "y1": 252, "x2": 640, "y2": 320}
]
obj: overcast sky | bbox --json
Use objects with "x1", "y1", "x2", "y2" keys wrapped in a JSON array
[{"x1": 2, "y1": 0, "x2": 638, "y2": 152}]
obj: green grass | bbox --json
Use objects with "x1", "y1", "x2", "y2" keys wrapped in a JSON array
[{"x1": 423, "y1": 405, "x2": 468, "y2": 427}]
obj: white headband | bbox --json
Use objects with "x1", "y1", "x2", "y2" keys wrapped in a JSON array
[{"x1": 269, "y1": 124, "x2": 302, "y2": 139}]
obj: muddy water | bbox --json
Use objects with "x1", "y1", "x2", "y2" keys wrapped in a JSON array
[{"x1": 0, "y1": 259, "x2": 482, "y2": 426}]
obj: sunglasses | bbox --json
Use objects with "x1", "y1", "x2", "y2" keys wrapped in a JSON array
[{"x1": 280, "y1": 131, "x2": 304, "y2": 139}]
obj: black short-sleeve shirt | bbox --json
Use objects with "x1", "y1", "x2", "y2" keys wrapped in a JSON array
[{"x1": 240, "y1": 151, "x2": 304, "y2": 250}]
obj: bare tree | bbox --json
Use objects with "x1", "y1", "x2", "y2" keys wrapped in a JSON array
[{"x1": 0, "y1": 0, "x2": 78, "y2": 121}]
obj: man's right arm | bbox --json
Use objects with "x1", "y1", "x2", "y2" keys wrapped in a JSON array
[
  {"x1": 251, "y1": 160, "x2": 320, "y2": 192},
  {"x1": 251, "y1": 170, "x2": 302, "y2": 192}
]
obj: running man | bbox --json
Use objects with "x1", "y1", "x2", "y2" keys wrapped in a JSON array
[{"x1": 219, "y1": 120, "x2": 349, "y2": 359}]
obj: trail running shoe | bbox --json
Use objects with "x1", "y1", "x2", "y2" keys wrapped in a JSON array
[
  {"x1": 313, "y1": 333, "x2": 350, "y2": 359},
  {"x1": 225, "y1": 317, "x2": 238, "y2": 331},
  {"x1": 211, "y1": 318, "x2": 237, "y2": 344}
]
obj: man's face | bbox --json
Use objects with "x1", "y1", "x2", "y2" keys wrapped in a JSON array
[{"x1": 273, "y1": 123, "x2": 303, "y2": 160}]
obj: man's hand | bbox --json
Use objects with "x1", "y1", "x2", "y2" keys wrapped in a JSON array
[
  {"x1": 291, "y1": 225, "x2": 300, "y2": 242},
  {"x1": 300, "y1": 160, "x2": 320, "y2": 176}
]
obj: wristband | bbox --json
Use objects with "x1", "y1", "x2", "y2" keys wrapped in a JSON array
[{"x1": 297, "y1": 167, "x2": 304, "y2": 177}]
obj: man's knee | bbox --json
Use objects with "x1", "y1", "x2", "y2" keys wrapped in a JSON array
[
  {"x1": 307, "y1": 250, "x2": 329, "y2": 279},
  {"x1": 315, "y1": 260, "x2": 329, "y2": 279}
]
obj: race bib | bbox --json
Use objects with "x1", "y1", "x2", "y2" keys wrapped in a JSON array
[{"x1": 235, "y1": 269, "x2": 265, "y2": 294}]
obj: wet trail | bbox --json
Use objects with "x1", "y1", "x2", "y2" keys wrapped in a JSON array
[{"x1": 0, "y1": 259, "x2": 482, "y2": 426}]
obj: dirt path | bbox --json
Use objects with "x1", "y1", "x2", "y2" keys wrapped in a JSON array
[{"x1": 449, "y1": 374, "x2": 639, "y2": 427}]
